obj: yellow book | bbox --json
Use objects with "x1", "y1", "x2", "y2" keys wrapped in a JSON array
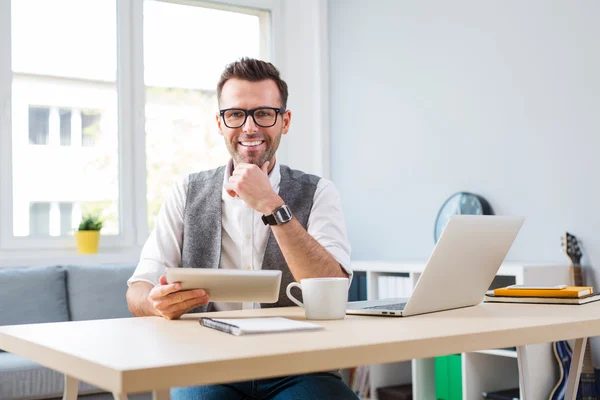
[{"x1": 493, "y1": 285, "x2": 593, "y2": 298}]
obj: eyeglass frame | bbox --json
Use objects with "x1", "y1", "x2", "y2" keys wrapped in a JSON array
[{"x1": 219, "y1": 107, "x2": 287, "y2": 128}]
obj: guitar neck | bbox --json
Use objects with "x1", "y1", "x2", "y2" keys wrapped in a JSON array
[{"x1": 573, "y1": 264, "x2": 584, "y2": 287}]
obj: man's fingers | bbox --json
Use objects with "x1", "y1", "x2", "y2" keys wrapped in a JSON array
[
  {"x1": 225, "y1": 186, "x2": 238, "y2": 197},
  {"x1": 178, "y1": 296, "x2": 209, "y2": 312},
  {"x1": 161, "y1": 295, "x2": 210, "y2": 317},
  {"x1": 150, "y1": 282, "x2": 181, "y2": 299},
  {"x1": 232, "y1": 163, "x2": 262, "y2": 177},
  {"x1": 224, "y1": 181, "x2": 239, "y2": 198},
  {"x1": 232, "y1": 162, "x2": 250, "y2": 172},
  {"x1": 152, "y1": 289, "x2": 207, "y2": 310},
  {"x1": 175, "y1": 289, "x2": 207, "y2": 301},
  {"x1": 261, "y1": 161, "x2": 270, "y2": 173}
]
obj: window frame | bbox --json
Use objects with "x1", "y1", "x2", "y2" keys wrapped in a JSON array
[{"x1": 0, "y1": 0, "x2": 281, "y2": 253}]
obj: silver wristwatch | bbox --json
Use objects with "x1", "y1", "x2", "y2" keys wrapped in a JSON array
[{"x1": 261, "y1": 204, "x2": 293, "y2": 226}]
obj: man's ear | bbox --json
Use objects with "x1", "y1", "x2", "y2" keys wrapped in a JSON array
[
  {"x1": 216, "y1": 113, "x2": 223, "y2": 136},
  {"x1": 282, "y1": 110, "x2": 292, "y2": 135}
]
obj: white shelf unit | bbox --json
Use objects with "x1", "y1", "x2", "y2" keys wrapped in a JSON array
[{"x1": 344, "y1": 261, "x2": 571, "y2": 400}]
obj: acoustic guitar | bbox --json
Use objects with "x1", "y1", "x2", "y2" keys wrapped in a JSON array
[{"x1": 549, "y1": 232, "x2": 600, "y2": 400}]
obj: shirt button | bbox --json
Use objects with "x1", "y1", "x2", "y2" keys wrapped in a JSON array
[
  {"x1": 245, "y1": 234, "x2": 251, "y2": 240},
  {"x1": 244, "y1": 265, "x2": 252, "y2": 270}
]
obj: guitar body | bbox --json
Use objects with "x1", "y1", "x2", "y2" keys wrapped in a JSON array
[
  {"x1": 549, "y1": 340, "x2": 600, "y2": 400},
  {"x1": 579, "y1": 369, "x2": 600, "y2": 399},
  {"x1": 549, "y1": 341, "x2": 573, "y2": 400},
  {"x1": 548, "y1": 232, "x2": 600, "y2": 400}
]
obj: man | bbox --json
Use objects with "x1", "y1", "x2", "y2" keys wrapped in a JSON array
[{"x1": 126, "y1": 58, "x2": 357, "y2": 400}]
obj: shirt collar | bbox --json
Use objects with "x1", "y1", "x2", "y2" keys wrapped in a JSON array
[{"x1": 222, "y1": 159, "x2": 281, "y2": 200}]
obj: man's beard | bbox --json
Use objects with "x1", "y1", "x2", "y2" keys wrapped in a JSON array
[{"x1": 228, "y1": 130, "x2": 281, "y2": 167}]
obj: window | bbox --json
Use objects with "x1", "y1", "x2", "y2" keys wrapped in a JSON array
[
  {"x1": 0, "y1": 0, "x2": 274, "y2": 251},
  {"x1": 28, "y1": 107, "x2": 49, "y2": 145},
  {"x1": 59, "y1": 109, "x2": 71, "y2": 146},
  {"x1": 144, "y1": 1, "x2": 268, "y2": 229},
  {"x1": 10, "y1": 0, "x2": 119, "y2": 238},
  {"x1": 59, "y1": 202, "x2": 73, "y2": 236},
  {"x1": 28, "y1": 201, "x2": 75, "y2": 237},
  {"x1": 27, "y1": 106, "x2": 103, "y2": 148},
  {"x1": 81, "y1": 109, "x2": 102, "y2": 147},
  {"x1": 29, "y1": 202, "x2": 50, "y2": 236}
]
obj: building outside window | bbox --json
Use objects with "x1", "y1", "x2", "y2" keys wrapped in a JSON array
[
  {"x1": 59, "y1": 109, "x2": 71, "y2": 146},
  {"x1": 4, "y1": 0, "x2": 271, "y2": 247},
  {"x1": 28, "y1": 201, "x2": 78, "y2": 237},
  {"x1": 28, "y1": 106, "x2": 49, "y2": 145},
  {"x1": 11, "y1": 0, "x2": 119, "y2": 238}
]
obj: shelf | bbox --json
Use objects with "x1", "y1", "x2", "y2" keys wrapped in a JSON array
[
  {"x1": 474, "y1": 349, "x2": 518, "y2": 358},
  {"x1": 351, "y1": 260, "x2": 566, "y2": 275},
  {"x1": 352, "y1": 261, "x2": 427, "y2": 273}
]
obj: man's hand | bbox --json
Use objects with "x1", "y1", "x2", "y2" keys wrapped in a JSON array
[
  {"x1": 149, "y1": 276, "x2": 210, "y2": 320},
  {"x1": 225, "y1": 161, "x2": 284, "y2": 214}
]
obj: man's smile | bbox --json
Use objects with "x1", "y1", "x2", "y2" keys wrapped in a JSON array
[{"x1": 239, "y1": 140, "x2": 265, "y2": 148}]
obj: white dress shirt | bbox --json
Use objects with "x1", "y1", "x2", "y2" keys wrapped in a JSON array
[{"x1": 128, "y1": 160, "x2": 352, "y2": 311}]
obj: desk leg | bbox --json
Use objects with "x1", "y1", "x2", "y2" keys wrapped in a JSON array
[
  {"x1": 565, "y1": 337, "x2": 587, "y2": 400},
  {"x1": 62, "y1": 375, "x2": 78, "y2": 400},
  {"x1": 153, "y1": 390, "x2": 171, "y2": 400},
  {"x1": 516, "y1": 345, "x2": 531, "y2": 400}
]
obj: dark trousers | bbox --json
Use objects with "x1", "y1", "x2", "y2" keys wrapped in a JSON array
[{"x1": 171, "y1": 372, "x2": 359, "y2": 400}]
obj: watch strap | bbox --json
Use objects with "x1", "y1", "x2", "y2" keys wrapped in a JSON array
[{"x1": 261, "y1": 213, "x2": 278, "y2": 226}]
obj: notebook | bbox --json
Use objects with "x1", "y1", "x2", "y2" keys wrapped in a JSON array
[
  {"x1": 493, "y1": 286, "x2": 592, "y2": 298},
  {"x1": 199, "y1": 317, "x2": 324, "y2": 336},
  {"x1": 485, "y1": 291, "x2": 600, "y2": 305}
]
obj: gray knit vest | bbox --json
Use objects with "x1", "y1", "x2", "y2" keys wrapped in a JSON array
[{"x1": 182, "y1": 164, "x2": 320, "y2": 313}]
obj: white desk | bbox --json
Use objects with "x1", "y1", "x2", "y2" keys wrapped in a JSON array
[{"x1": 0, "y1": 303, "x2": 598, "y2": 400}]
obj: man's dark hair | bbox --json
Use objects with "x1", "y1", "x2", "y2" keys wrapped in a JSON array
[{"x1": 217, "y1": 57, "x2": 288, "y2": 109}]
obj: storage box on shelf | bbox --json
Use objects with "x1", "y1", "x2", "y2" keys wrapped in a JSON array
[
  {"x1": 344, "y1": 261, "x2": 571, "y2": 400},
  {"x1": 436, "y1": 354, "x2": 462, "y2": 400}
]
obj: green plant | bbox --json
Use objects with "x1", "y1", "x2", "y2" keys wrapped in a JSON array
[{"x1": 78, "y1": 214, "x2": 104, "y2": 231}]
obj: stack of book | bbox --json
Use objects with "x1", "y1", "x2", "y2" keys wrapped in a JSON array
[
  {"x1": 348, "y1": 365, "x2": 370, "y2": 398},
  {"x1": 484, "y1": 285, "x2": 600, "y2": 305}
]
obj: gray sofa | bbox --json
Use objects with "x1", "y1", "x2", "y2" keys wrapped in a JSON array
[{"x1": 0, "y1": 264, "x2": 151, "y2": 400}]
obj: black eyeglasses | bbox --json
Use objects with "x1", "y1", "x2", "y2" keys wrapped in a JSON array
[{"x1": 219, "y1": 107, "x2": 286, "y2": 128}]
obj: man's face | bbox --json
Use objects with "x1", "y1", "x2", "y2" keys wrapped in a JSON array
[{"x1": 217, "y1": 78, "x2": 291, "y2": 168}]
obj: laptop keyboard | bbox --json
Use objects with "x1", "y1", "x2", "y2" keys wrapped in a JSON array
[{"x1": 365, "y1": 302, "x2": 406, "y2": 310}]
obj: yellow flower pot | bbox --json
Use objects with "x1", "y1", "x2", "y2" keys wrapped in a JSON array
[{"x1": 76, "y1": 230, "x2": 100, "y2": 254}]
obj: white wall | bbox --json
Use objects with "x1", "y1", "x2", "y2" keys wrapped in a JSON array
[
  {"x1": 277, "y1": 0, "x2": 329, "y2": 178},
  {"x1": 329, "y1": 1, "x2": 600, "y2": 282}
]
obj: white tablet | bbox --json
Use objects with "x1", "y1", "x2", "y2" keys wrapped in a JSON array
[{"x1": 166, "y1": 268, "x2": 282, "y2": 303}]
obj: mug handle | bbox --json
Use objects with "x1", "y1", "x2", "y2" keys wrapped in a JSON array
[{"x1": 286, "y1": 282, "x2": 304, "y2": 307}]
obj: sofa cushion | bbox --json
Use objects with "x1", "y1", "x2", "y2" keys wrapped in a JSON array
[
  {"x1": 0, "y1": 265, "x2": 69, "y2": 326},
  {"x1": 66, "y1": 264, "x2": 136, "y2": 321},
  {"x1": 0, "y1": 352, "x2": 101, "y2": 399}
]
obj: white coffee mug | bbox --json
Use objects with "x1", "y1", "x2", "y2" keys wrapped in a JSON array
[{"x1": 286, "y1": 277, "x2": 349, "y2": 320}]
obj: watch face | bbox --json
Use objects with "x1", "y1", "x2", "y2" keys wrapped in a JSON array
[
  {"x1": 274, "y1": 205, "x2": 292, "y2": 223},
  {"x1": 434, "y1": 192, "x2": 485, "y2": 243}
]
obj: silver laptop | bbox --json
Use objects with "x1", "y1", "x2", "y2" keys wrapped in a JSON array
[{"x1": 346, "y1": 215, "x2": 525, "y2": 317}]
